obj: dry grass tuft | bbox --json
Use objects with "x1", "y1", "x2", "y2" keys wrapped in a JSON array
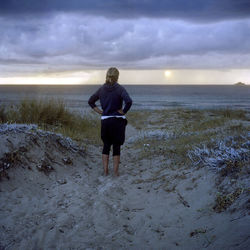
[
  {"x1": 219, "y1": 160, "x2": 243, "y2": 177},
  {"x1": 0, "y1": 105, "x2": 7, "y2": 123},
  {"x1": 0, "y1": 99, "x2": 101, "y2": 144},
  {"x1": 209, "y1": 108, "x2": 248, "y2": 120},
  {"x1": 213, "y1": 188, "x2": 243, "y2": 212}
]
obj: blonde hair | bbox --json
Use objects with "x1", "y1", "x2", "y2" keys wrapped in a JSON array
[{"x1": 106, "y1": 67, "x2": 119, "y2": 84}]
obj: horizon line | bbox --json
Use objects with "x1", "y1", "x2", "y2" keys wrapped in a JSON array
[{"x1": 0, "y1": 83, "x2": 249, "y2": 86}]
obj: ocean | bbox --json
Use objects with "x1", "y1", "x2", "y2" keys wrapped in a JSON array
[{"x1": 0, "y1": 84, "x2": 249, "y2": 111}]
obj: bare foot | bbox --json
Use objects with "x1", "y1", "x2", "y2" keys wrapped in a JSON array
[{"x1": 114, "y1": 171, "x2": 119, "y2": 177}]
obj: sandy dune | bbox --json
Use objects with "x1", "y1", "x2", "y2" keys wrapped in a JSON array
[{"x1": 0, "y1": 124, "x2": 249, "y2": 250}]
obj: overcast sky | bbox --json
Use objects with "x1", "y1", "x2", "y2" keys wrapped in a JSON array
[{"x1": 0, "y1": 0, "x2": 250, "y2": 84}]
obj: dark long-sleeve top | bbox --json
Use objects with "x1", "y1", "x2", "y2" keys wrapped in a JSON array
[{"x1": 88, "y1": 83, "x2": 132, "y2": 116}]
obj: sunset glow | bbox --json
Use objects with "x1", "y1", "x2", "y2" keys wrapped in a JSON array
[
  {"x1": 0, "y1": 77, "x2": 83, "y2": 85},
  {"x1": 164, "y1": 71, "x2": 172, "y2": 78},
  {"x1": 0, "y1": 71, "x2": 91, "y2": 85},
  {"x1": 0, "y1": 69, "x2": 249, "y2": 85}
]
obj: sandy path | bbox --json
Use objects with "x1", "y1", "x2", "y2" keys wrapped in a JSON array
[{"x1": 0, "y1": 124, "x2": 249, "y2": 249}]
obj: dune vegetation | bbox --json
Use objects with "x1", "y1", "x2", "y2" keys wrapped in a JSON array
[
  {"x1": 1, "y1": 99, "x2": 249, "y2": 162},
  {"x1": 1, "y1": 99, "x2": 249, "y2": 171},
  {"x1": 0, "y1": 98, "x2": 101, "y2": 144},
  {"x1": 126, "y1": 107, "x2": 249, "y2": 187}
]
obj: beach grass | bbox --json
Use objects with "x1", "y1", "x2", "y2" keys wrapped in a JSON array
[
  {"x1": 1, "y1": 101, "x2": 249, "y2": 152},
  {"x1": 127, "y1": 108, "x2": 249, "y2": 132},
  {"x1": 0, "y1": 99, "x2": 101, "y2": 144},
  {"x1": 128, "y1": 108, "x2": 249, "y2": 133},
  {"x1": 128, "y1": 108, "x2": 249, "y2": 169}
]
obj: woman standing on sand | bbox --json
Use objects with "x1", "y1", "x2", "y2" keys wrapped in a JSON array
[{"x1": 88, "y1": 67, "x2": 132, "y2": 176}]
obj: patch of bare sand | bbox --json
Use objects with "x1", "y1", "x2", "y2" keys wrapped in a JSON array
[{"x1": 0, "y1": 124, "x2": 249, "y2": 249}]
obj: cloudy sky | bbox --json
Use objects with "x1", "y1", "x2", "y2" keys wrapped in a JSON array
[{"x1": 0, "y1": 0, "x2": 250, "y2": 84}]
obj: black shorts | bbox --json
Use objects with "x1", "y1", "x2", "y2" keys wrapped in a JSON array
[{"x1": 101, "y1": 117, "x2": 127, "y2": 146}]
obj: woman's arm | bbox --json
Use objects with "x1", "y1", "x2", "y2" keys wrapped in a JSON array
[
  {"x1": 88, "y1": 88, "x2": 103, "y2": 115},
  {"x1": 121, "y1": 89, "x2": 132, "y2": 114},
  {"x1": 88, "y1": 92, "x2": 99, "y2": 109}
]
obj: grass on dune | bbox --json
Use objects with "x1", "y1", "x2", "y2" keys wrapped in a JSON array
[
  {"x1": 210, "y1": 108, "x2": 248, "y2": 120},
  {"x1": 128, "y1": 107, "x2": 249, "y2": 167},
  {"x1": 0, "y1": 99, "x2": 101, "y2": 144},
  {"x1": 132, "y1": 131, "x2": 218, "y2": 165},
  {"x1": 127, "y1": 108, "x2": 249, "y2": 132},
  {"x1": 1, "y1": 102, "x2": 249, "y2": 148}
]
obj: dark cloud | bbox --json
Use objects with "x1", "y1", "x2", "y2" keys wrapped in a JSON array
[
  {"x1": 1, "y1": 0, "x2": 250, "y2": 21},
  {"x1": 0, "y1": 14, "x2": 250, "y2": 73},
  {"x1": 0, "y1": 1, "x2": 250, "y2": 74}
]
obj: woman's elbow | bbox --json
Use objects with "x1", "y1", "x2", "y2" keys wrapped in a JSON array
[
  {"x1": 88, "y1": 99, "x2": 95, "y2": 108},
  {"x1": 128, "y1": 99, "x2": 133, "y2": 106}
]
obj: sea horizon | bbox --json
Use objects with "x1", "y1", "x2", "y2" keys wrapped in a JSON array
[{"x1": 1, "y1": 84, "x2": 249, "y2": 111}]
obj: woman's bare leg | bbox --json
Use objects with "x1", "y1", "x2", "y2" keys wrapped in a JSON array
[
  {"x1": 113, "y1": 155, "x2": 120, "y2": 176},
  {"x1": 102, "y1": 154, "x2": 109, "y2": 175}
]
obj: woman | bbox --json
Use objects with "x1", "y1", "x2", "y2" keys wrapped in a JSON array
[{"x1": 88, "y1": 67, "x2": 132, "y2": 176}]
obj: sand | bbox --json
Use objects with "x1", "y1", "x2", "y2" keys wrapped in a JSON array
[{"x1": 0, "y1": 123, "x2": 249, "y2": 250}]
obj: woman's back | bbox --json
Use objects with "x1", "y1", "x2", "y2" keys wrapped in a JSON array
[{"x1": 88, "y1": 82, "x2": 132, "y2": 116}]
